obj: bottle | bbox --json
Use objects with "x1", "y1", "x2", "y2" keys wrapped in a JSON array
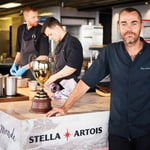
[{"x1": 49, "y1": 83, "x2": 60, "y2": 93}]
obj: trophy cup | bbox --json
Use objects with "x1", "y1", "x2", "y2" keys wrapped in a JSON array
[{"x1": 29, "y1": 56, "x2": 52, "y2": 113}]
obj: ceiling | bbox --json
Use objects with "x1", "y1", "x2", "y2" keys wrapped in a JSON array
[{"x1": 0, "y1": 0, "x2": 149, "y2": 17}]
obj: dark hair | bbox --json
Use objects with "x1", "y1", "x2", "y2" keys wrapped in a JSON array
[
  {"x1": 119, "y1": 7, "x2": 142, "y2": 22},
  {"x1": 41, "y1": 17, "x2": 62, "y2": 33},
  {"x1": 23, "y1": 6, "x2": 37, "y2": 13}
]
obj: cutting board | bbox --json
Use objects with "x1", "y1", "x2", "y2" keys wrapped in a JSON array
[{"x1": 0, "y1": 93, "x2": 29, "y2": 102}]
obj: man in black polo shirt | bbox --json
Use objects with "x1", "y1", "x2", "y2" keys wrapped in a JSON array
[
  {"x1": 46, "y1": 8, "x2": 150, "y2": 150},
  {"x1": 42, "y1": 17, "x2": 83, "y2": 100},
  {"x1": 10, "y1": 6, "x2": 49, "y2": 79}
]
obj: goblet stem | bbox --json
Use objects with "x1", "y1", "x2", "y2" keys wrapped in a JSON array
[{"x1": 39, "y1": 84, "x2": 44, "y2": 91}]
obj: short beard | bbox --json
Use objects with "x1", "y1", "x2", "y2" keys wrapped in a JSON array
[
  {"x1": 125, "y1": 38, "x2": 138, "y2": 46},
  {"x1": 122, "y1": 31, "x2": 138, "y2": 46},
  {"x1": 32, "y1": 22, "x2": 38, "y2": 27}
]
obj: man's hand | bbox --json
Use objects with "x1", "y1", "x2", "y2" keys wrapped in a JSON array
[
  {"x1": 15, "y1": 67, "x2": 27, "y2": 76},
  {"x1": 46, "y1": 107, "x2": 67, "y2": 117},
  {"x1": 10, "y1": 64, "x2": 17, "y2": 75}
]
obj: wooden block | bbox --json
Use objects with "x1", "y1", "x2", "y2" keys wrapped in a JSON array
[{"x1": 0, "y1": 93, "x2": 29, "y2": 102}]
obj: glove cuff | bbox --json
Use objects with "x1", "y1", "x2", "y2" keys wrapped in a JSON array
[{"x1": 12, "y1": 64, "x2": 17, "y2": 67}]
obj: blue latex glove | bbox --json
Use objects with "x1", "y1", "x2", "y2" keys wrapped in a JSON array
[
  {"x1": 15, "y1": 67, "x2": 27, "y2": 76},
  {"x1": 10, "y1": 64, "x2": 17, "y2": 75}
]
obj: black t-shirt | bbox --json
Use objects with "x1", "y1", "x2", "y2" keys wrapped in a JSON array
[{"x1": 16, "y1": 24, "x2": 49, "y2": 55}]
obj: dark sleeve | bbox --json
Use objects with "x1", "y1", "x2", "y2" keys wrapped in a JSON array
[
  {"x1": 16, "y1": 25, "x2": 23, "y2": 52},
  {"x1": 66, "y1": 37, "x2": 83, "y2": 69},
  {"x1": 81, "y1": 48, "x2": 109, "y2": 88},
  {"x1": 37, "y1": 34, "x2": 49, "y2": 56}
]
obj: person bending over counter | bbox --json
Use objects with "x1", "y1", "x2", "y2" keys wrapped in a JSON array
[{"x1": 42, "y1": 17, "x2": 83, "y2": 100}]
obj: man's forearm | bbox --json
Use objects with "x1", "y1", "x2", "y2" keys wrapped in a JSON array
[
  {"x1": 13, "y1": 52, "x2": 21, "y2": 65},
  {"x1": 62, "y1": 80, "x2": 90, "y2": 112},
  {"x1": 54, "y1": 65, "x2": 76, "y2": 80}
]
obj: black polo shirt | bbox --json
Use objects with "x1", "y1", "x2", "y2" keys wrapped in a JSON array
[
  {"x1": 16, "y1": 24, "x2": 49, "y2": 55},
  {"x1": 82, "y1": 38, "x2": 150, "y2": 138},
  {"x1": 54, "y1": 32, "x2": 83, "y2": 81}
]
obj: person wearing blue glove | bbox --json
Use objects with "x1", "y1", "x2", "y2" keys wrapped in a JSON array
[
  {"x1": 10, "y1": 6, "x2": 49, "y2": 79},
  {"x1": 10, "y1": 64, "x2": 17, "y2": 76}
]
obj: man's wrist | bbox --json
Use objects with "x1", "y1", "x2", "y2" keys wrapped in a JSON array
[
  {"x1": 24, "y1": 64, "x2": 29, "y2": 70},
  {"x1": 61, "y1": 103, "x2": 70, "y2": 113}
]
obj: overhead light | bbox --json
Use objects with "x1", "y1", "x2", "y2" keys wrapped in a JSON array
[
  {"x1": 0, "y1": 2, "x2": 22, "y2": 8},
  {"x1": 39, "y1": 12, "x2": 54, "y2": 16}
]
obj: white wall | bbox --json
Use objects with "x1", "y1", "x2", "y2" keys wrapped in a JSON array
[{"x1": 112, "y1": 4, "x2": 150, "y2": 42}]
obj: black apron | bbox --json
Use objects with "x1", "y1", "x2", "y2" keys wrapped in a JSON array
[
  {"x1": 54, "y1": 47, "x2": 66, "y2": 73},
  {"x1": 20, "y1": 28, "x2": 38, "y2": 79}
]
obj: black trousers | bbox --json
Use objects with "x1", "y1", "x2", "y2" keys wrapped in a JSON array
[{"x1": 109, "y1": 134, "x2": 150, "y2": 150}]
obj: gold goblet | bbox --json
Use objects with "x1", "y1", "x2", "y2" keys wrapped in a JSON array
[{"x1": 30, "y1": 58, "x2": 52, "y2": 113}]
